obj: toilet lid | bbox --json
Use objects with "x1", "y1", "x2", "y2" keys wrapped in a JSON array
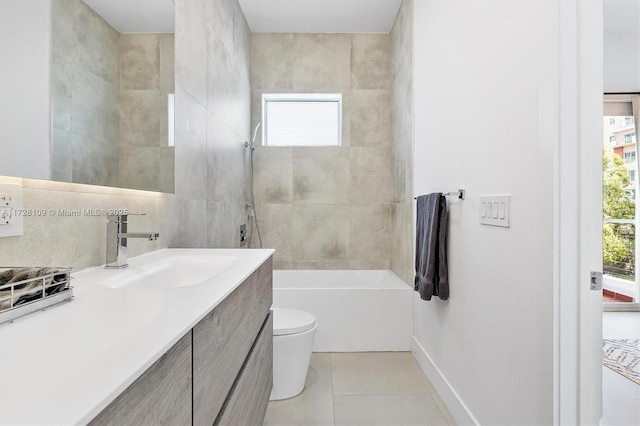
[{"x1": 272, "y1": 308, "x2": 317, "y2": 336}]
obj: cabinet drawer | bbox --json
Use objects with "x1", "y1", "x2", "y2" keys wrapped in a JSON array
[
  {"x1": 193, "y1": 257, "x2": 273, "y2": 426},
  {"x1": 215, "y1": 313, "x2": 273, "y2": 426},
  {"x1": 89, "y1": 332, "x2": 192, "y2": 426}
]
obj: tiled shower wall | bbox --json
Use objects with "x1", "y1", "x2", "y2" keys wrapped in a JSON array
[
  {"x1": 250, "y1": 33, "x2": 393, "y2": 270},
  {"x1": 390, "y1": 0, "x2": 414, "y2": 285},
  {"x1": 119, "y1": 34, "x2": 175, "y2": 192},
  {"x1": 172, "y1": 0, "x2": 251, "y2": 248}
]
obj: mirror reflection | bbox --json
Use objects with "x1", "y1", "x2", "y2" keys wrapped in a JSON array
[{"x1": 51, "y1": 0, "x2": 175, "y2": 193}]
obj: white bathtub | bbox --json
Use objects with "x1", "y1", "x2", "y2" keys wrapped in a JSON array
[{"x1": 272, "y1": 270, "x2": 413, "y2": 352}]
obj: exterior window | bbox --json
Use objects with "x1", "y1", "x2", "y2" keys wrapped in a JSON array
[
  {"x1": 262, "y1": 93, "x2": 342, "y2": 147},
  {"x1": 610, "y1": 135, "x2": 616, "y2": 144},
  {"x1": 610, "y1": 118, "x2": 616, "y2": 125},
  {"x1": 603, "y1": 102, "x2": 640, "y2": 305},
  {"x1": 624, "y1": 133, "x2": 635, "y2": 143}
]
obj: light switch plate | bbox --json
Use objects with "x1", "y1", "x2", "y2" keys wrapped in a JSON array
[
  {"x1": 480, "y1": 195, "x2": 510, "y2": 227},
  {"x1": 0, "y1": 183, "x2": 24, "y2": 237}
]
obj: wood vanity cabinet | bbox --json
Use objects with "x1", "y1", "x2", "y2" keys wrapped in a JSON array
[
  {"x1": 89, "y1": 332, "x2": 193, "y2": 426},
  {"x1": 193, "y1": 257, "x2": 273, "y2": 426},
  {"x1": 89, "y1": 257, "x2": 273, "y2": 426}
]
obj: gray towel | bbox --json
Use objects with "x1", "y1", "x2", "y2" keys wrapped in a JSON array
[{"x1": 414, "y1": 193, "x2": 449, "y2": 300}]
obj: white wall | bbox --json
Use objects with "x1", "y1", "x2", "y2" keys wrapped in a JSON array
[
  {"x1": 412, "y1": 1, "x2": 556, "y2": 424},
  {"x1": 604, "y1": 0, "x2": 640, "y2": 92},
  {"x1": 0, "y1": 0, "x2": 51, "y2": 180}
]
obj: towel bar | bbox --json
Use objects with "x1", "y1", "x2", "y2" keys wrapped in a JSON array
[{"x1": 414, "y1": 189, "x2": 465, "y2": 200}]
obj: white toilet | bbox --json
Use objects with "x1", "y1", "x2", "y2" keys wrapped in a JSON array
[{"x1": 270, "y1": 308, "x2": 317, "y2": 401}]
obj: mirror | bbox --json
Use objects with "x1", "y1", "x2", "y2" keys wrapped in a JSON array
[
  {"x1": 7, "y1": 0, "x2": 175, "y2": 193},
  {"x1": 51, "y1": 0, "x2": 175, "y2": 193}
]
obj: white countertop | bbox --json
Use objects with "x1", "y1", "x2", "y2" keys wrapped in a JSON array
[{"x1": 0, "y1": 248, "x2": 274, "y2": 426}]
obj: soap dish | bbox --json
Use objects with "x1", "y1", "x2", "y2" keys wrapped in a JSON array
[{"x1": 0, "y1": 267, "x2": 73, "y2": 325}]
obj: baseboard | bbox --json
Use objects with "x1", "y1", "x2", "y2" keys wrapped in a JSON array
[{"x1": 411, "y1": 337, "x2": 479, "y2": 426}]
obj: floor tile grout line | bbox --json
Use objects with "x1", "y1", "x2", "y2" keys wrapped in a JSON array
[{"x1": 330, "y1": 353, "x2": 336, "y2": 426}]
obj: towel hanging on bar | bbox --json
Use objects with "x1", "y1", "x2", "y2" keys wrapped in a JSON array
[
  {"x1": 414, "y1": 188, "x2": 465, "y2": 200},
  {"x1": 414, "y1": 193, "x2": 449, "y2": 301}
]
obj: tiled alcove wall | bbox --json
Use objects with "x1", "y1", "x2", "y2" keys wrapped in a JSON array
[
  {"x1": 250, "y1": 33, "x2": 393, "y2": 270},
  {"x1": 390, "y1": 0, "x2": 414, "y2": 285}
]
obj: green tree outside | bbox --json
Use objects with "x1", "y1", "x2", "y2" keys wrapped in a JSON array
[{"x1": 603, "y1": 147, "x2": 635, "y2": 279}]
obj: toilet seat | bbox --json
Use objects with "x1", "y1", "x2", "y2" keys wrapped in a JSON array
[{"x1": 272, "y1": 308, "x2": 316, "y2": 336}]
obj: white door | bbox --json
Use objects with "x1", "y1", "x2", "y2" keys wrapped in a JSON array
[{"x1": 556, "y1": 1, "x2": 603, "y2": 424}]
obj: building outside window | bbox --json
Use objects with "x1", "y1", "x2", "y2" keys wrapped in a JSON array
[{"x1": 625, "y1": 133, "x2": 634, "y2": 144}]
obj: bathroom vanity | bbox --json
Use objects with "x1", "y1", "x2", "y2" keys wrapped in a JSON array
[{"x1": 0, "y1": 249, "x2": 274, "y2": 426}]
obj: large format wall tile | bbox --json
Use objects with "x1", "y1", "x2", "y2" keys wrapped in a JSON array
[
  {"x1": 119, "y1": 147, "x2": 174, "y2": 193},
  {"x1": 292, "y1": 204, "x2": 350, "y2": 262},
  {"x1": 251, "y1": 34, "x2": 295, "y2": 91},
  {"x1": 168, "y1": 199, "x2": 208, "y2": 248},
  {"x1": 175, "y1": 0, "x2": 207, "y2": 106},
  {"x1": 293, "y1": 148, "x2": 349, "y2": 204},
  {"x1": 349, "y1": 204, "x2": 391, "y2": 265},
  {"x1": 207, "y1": 113, "x2": 246, "y2": 203},
  {"x1": 173, "y1": 0, "x2": 251, "y2": 248},
  {"x1": 119, "y1": 90, "x2": 164, "y2": 147},
  {"x1": 175, "y1": 87, "x2": 208, "y2": 200},
  {"x1": 254, "y1": 148, "x2": 293, "y2": 203},
  {"x1": 72, "y1": 0, "x2": 120, "y2": 85},
  {"x1": 351, "y1": 34, "x2": 391, "y2": 90},
  {"x1": 292, "y1": 33, "x2": 351, "y2": 92},
  {"x1": 251, "y1": 33, "x2": 393, "y2": 270},
  {"x1": 350, "y1": 90, "x2": 392, "y2": 148},
  {"x1": 120, "y1": 34, "x2": 160, "y2": 91},
  {"x1": 390, "y1": 0, "x2": 414, "y2": 285},
  {"x1": 206, "y1": 201, "x2": 245, "y2": 248},
  {"x1": 251, "y1": 203, "x2": 293, "y2": 264},
  {"x1": 350, "y1": 147, "x2": 392, "y2": 204},
  {"x1": 71, "y1": 133, "x2": 119, "y2": 187}
]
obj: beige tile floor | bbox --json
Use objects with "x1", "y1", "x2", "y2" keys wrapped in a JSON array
[{"x1": 264, "y1": 352, "x2": 454, "y2": 426}]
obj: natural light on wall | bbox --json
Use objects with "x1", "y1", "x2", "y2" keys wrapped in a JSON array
[{"x1": 262, "y1": 93, "x2": 342, "y2": 147}]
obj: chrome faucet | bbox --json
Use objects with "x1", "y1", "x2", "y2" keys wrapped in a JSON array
[{"x1": 105, "y1": 214, "x2": 159, "y2": 269}]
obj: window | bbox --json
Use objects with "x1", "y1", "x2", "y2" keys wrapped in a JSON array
[
  {"x1": 262, "y1": 93, "x2": 342, "y2": 147},
  {"x1": 610, "y1": 118, "x2": 616, "y2": 125},
  {"x1": 625, "y1": 133, "x2": 635, "y2": 144},
  {"x1": 610, "y1": 135, "x2": 616, "y2": 144},
  {"x1": 603, "y1": 96, "x2": 640, "y2": 306}
]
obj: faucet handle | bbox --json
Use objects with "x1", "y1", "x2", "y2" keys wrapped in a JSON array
[
  {"x1": 107, "y1": 213, "x2": 147, "y2": 223},
  {"x1": 107, "y1": 214, "x2": 128, "y2": 223}
]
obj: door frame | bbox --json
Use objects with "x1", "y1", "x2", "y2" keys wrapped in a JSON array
[{"x1": 555, "y1": 1, "x2": 603, "y2": 425}]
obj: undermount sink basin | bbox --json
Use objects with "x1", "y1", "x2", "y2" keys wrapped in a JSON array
[{"x1": 99, "y1": 254, "x2": 237, "y2": 289}]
